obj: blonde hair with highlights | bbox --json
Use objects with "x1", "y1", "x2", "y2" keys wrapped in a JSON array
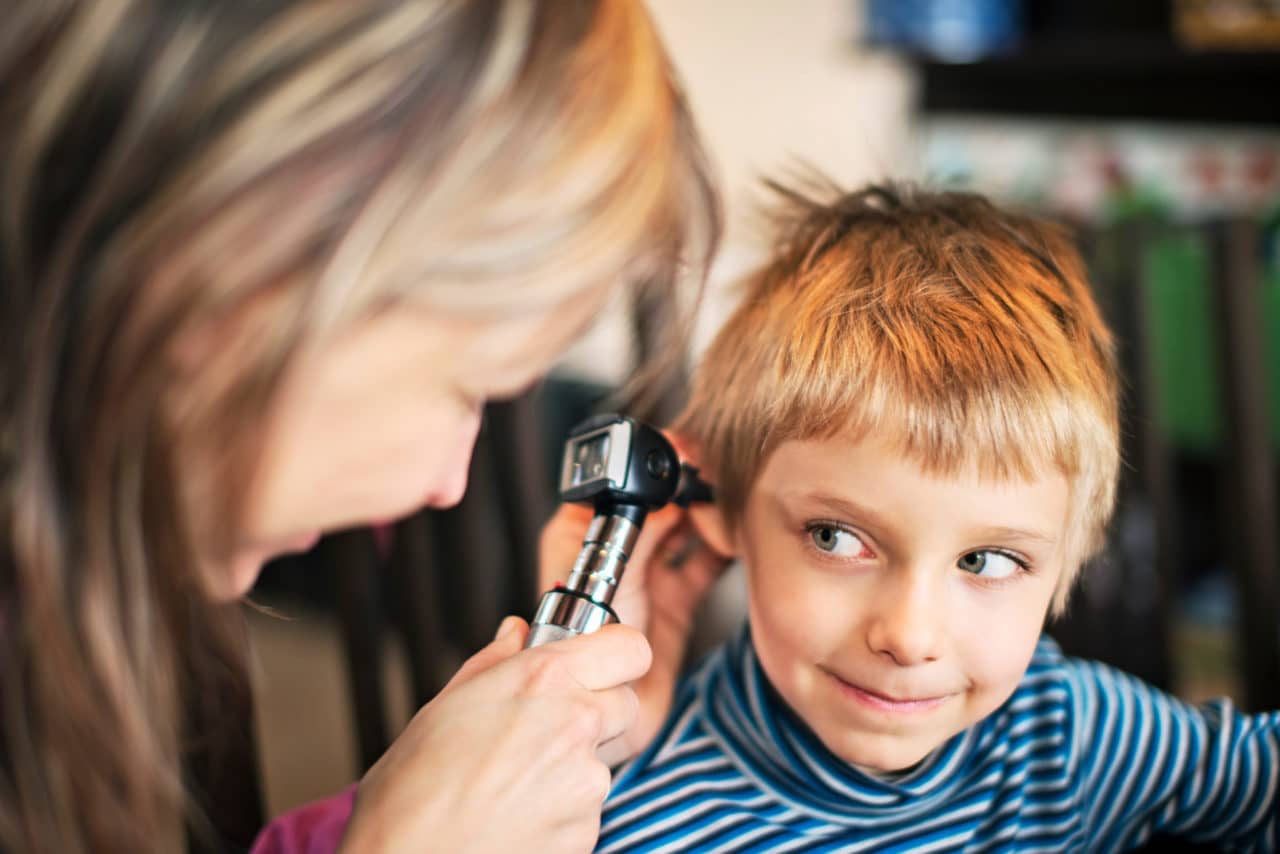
[
  {"x1": 676, "y1": 180, "x2": 1118, "y2": 614},
  {"x1": 0, "y1": 1, "x2": 718, "y2": 851}
]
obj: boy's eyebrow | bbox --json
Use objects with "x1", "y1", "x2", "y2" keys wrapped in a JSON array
[
  {"x1": 970, "y1": 525, "x2": 1059, "y2": 548},
  {"x1": 783, "y1": 491, "x2": 1059, "y2": 549},
  {"x1": 782, "y1": 491, "x2": 897, "y2": 534}
]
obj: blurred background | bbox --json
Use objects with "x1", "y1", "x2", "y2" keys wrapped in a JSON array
[{"x1": 234, "y1": 0, "x2": 1280, "y2": 838}]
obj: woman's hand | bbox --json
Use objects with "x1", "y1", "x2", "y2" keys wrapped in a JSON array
[
  {"x1": 340, "y1": 618, "x2": 650, "y2": 854},
  {"x1": 539, "y1": 501, "x2": 730, "y2": 766}
]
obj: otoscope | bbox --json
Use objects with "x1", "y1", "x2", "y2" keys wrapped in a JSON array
[{"x1": 525, "y1": 413, "x2": 714, "y2": 648}]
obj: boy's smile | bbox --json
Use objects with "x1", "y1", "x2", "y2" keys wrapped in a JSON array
[{"x1": 734, "y1": 427, "x2": 1071, "y2": 773}]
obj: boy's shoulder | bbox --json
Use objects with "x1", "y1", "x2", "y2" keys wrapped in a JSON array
[
  {"x1": 993, "y1": 634, "x2": 1178, "y2": 734},
  {"x1": 1023, "y1": 633, "x2": 1193, "y2": 719}
]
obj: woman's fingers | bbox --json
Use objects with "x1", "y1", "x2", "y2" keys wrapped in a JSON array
[
  {"x1": 522, "y1": 623, "x2": 652, "y2": 692},
  {"x1": 591, "y1": 683, "x2": 640, "y2": 745},
  {"x1": 449, "y1": 621, "x2": 649, "y2": 743}
]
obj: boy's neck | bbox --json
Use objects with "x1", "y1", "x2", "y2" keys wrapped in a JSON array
[{"x1": 854, "y1": 758, "x2": 926, "y2": 781}]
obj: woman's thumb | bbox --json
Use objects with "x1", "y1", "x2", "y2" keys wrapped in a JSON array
[
  {"x1": 492, "y1": 615, "x2": 527, "y2": 645},
  {"x1": 446, "y1": 616, "x2": 529, "y2": 688}
]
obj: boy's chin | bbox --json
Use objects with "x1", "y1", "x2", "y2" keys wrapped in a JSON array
[{"x1": 825, "y1": 731, "x2": 945, "y2": 776}]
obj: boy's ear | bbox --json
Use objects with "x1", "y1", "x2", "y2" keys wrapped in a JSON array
[{"x1": 666, "y1": 430, "x2": 736, "y2": 559}]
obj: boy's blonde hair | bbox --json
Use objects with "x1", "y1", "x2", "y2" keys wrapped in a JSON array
[{"x1": 676, "y1": 181, "x2": 1119, "y2": 613}]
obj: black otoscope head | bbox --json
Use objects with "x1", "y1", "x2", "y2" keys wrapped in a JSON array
[{"x1": 558, "y1": 413, "x2": 712, "y2": 522}]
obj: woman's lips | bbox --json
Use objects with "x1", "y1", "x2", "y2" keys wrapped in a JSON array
[{"x1": 826, "y1": 670, "x2": 955, "y2": 714}]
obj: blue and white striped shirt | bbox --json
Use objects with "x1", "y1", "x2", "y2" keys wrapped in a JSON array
[{"x1": 598, "y1": 625, "x2": 1280, "y2": 852}]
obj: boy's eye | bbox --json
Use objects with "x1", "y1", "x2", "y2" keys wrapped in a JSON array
[
  {"x1": 808, "y1": 525, "x2": 865, "y2": 557},
  {"x1": 957, "y1": 550, "x2": 1023, "y2": 579}
]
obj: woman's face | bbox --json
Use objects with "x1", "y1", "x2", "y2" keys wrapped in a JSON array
[{"x1": 216, "y1": 291, "x2": 607, "y2": 599}]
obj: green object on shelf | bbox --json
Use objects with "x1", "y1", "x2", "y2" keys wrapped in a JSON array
[
  {"x1": 1141, "y1": 213, "x2": 1280, "y2": 453},
  {"x1": 1142, "y1": 228, "x2": 1222, "y2": 453}
]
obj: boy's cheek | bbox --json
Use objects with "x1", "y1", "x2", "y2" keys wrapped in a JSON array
[
  {"x1": 744, "y1": 556, "x2": 844, "y2": 648},
  {"x1": 953, "y1": 593, "x2": 1048, "y2": 696}
]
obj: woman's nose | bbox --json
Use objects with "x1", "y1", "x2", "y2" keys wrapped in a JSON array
[
  {"x1": 865, "y1": 570, "x2": 945, "y2": 666},
  {"x1": 433, "y1": 407, "x2": 483, "y2": 508}
]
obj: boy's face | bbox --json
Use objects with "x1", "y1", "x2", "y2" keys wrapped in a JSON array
[{"x1": 736, "y1": 428, "x2": 1069, "y2": 773}]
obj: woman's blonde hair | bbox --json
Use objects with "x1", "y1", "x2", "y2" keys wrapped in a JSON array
[
  {"x1": 0, "y1": 1, "x2": 719, "y2": 850},
  {"x1": 675, "y1": 180, "x2": 1118, "y2": 614}
]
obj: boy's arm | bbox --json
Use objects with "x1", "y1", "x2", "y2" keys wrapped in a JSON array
[{"x1": 1068, "y1": 658, "x2": 1279, "y2": 849}]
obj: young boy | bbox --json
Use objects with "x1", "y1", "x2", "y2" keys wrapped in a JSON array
[{"x1": 595, "y1": 182, "x2": 1280, "y2": 852}]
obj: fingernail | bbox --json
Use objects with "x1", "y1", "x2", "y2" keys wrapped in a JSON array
[{"x1": 494, "y1": 616, "x2": 518, "y2": 641}]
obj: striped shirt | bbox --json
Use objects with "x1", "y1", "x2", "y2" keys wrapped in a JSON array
[{"x1": 598, "y1": 625, "x2": 1280, "y2": 852}]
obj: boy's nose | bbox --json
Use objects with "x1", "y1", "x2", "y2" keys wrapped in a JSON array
[{"x1": 865, "y1": 572, "x2": 945, "y2": 666}]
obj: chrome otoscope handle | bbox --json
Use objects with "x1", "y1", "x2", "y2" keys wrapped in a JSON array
[
  {"x1": 524, "y1": 512, "x2": 640, "y2": 648},
  {"x1": 525, "y1": 589, "x2": 618, "y2": 647}
]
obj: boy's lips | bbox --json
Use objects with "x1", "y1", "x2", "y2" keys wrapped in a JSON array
[{"x1": 823, "y1": 668, "x2": 956, "y2": 714}]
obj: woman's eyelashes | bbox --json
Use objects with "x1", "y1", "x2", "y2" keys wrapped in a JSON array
[
  {"x1": 805, "y1": 522, "x2": 871, "y2": 559},
  {"x1": 956, "y1": 549, "x2": 1030, "y2": 580}
]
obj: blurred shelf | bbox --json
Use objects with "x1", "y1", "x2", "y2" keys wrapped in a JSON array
[{"x1": 912, "y1": 38, "x2": 1280, "y2": 126}]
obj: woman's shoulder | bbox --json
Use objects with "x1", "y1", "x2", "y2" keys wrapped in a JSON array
[{"x1": 249, "y1": 784, "x2": 356, "y2": 854}]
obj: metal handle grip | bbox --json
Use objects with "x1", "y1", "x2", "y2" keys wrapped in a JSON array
[
  {"x1": 524, "y1": 589, "x2": 618, "y2": 648},
  {"x1": 524, "y1": 622, "x2": 578, "y2": 648}
]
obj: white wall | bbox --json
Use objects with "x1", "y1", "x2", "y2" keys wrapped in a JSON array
[
  {"x1": 558, "y1": 0, "x2": 919, "y2": 382},
  {"x1": 647, "y1": 0, "x2": 917, "y2": 247}
]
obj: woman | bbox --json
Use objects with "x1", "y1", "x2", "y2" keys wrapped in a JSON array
[{"x1": 0, "y1": 1, "x2": 720, "y2": 851}]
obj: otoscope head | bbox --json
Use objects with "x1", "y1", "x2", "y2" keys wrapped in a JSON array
[{"x1": 558, "y1": 414, "x2": 682, "y2": 512}]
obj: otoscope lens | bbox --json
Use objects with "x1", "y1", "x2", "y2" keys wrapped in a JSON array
[{"x1": 570, "y1": 434, "x2": 610, "y2": 486}]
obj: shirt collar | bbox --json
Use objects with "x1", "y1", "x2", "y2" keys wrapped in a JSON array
[{"x1": 696, "y1": 623, "x2": 985, "y2": 822}]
